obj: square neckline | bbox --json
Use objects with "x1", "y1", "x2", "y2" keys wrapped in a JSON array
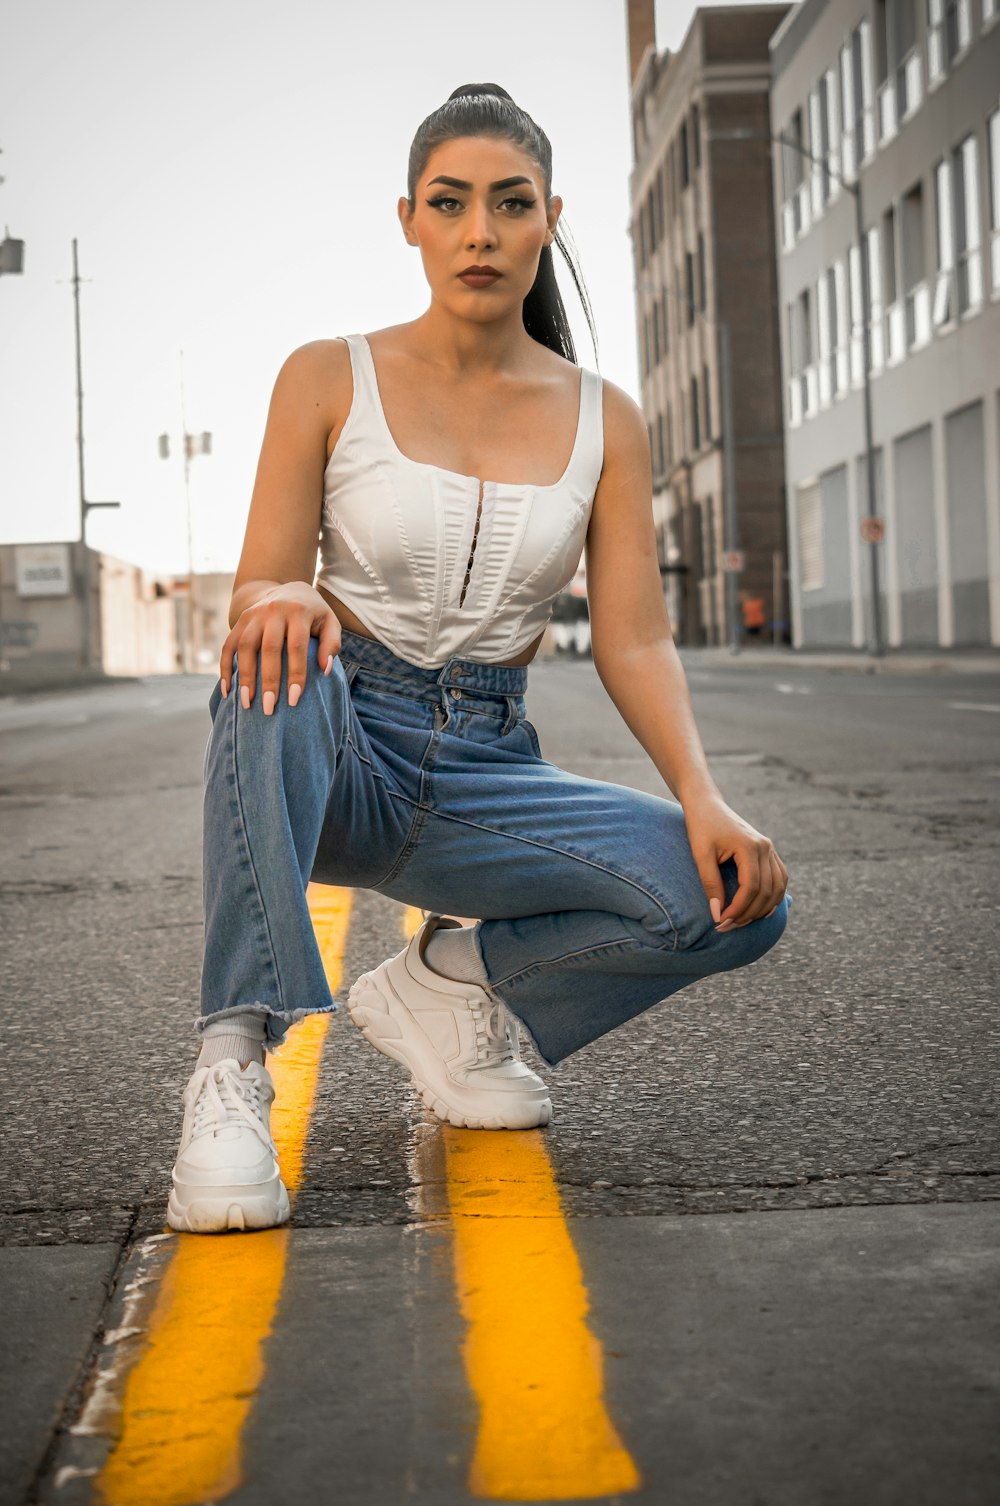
[{"x1": 353, "y1": 331, "x2": 588, "y2": 494}]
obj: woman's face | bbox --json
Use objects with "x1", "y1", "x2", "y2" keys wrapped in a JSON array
[{"x1": 399, "y1": 135, "x2": 562, "y2": 322}]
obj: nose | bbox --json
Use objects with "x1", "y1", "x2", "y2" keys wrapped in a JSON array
[{"x1": 465, "y1": 202, "x2": 495, "y2": 250}]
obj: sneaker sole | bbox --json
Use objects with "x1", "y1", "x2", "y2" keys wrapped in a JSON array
[
  {"x1": 347, "y1": 973, "x2": 552, "y2": 1130},
  {"x1": 166, "y1": 1177, "x2": 291, "y2": 1234}
]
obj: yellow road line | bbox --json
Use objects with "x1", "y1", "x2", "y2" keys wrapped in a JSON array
[
  {"x1": 405, "y1": 908, "x2": 641, "y2": 1500},
  {"x1": 94, "y1": 882, "x2": 349, "y2": 1506}
]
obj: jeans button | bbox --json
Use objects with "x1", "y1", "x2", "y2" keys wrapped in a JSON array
[{"x1": 450, "y1": 687, "x2": 462, "y2": 699}]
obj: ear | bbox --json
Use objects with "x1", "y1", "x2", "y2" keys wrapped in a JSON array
[
  {"x1": 544, "y1": 193, "x2": 563, "y2": 246},
  {"x1": 398, "y1": 195, "x2": 418, "y2": 246}
]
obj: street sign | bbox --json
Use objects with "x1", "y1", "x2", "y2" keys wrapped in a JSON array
[
  {"x1": 722, "y1": 550, "x2": 745, "y2": 572},
  {"x1": 860, "y1": 516, "x2": 884, "y2": 543}
]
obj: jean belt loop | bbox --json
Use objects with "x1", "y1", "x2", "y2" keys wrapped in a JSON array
[
  {"x1": 343, "y1": 661, "x2": 361, "y2": 688},
  {"x1": 500, "y1": 692, "x2": 518, "y2": 736}
]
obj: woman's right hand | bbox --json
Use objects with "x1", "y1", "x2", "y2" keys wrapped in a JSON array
[{"x1": 219, "y1": 582, "x2": 342, "y2": 714}]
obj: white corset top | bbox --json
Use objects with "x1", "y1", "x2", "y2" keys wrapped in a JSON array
[{"x1": 315, "y1": 332, "x2": 604, "y2": 669}]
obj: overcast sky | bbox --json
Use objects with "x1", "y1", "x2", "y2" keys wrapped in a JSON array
[{"x1": 1, "y1": 0, "x2": 768, "y2": 576}]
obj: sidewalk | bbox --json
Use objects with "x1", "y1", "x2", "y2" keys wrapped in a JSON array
[{"x1": 675, "y1": 643, "x2": 1000, "y2": 675}]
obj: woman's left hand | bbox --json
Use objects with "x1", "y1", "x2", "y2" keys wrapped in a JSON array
[{"x1": 683, "y1": 793, "x2": 789, "y2": 932}]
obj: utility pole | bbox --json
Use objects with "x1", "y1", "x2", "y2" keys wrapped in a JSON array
[
  {"x1": 70, "y1": 238, "x2": 120, "y2": 670},
  {"x1": 159, "y1": 350, "x2": 211, "y2": 672}
]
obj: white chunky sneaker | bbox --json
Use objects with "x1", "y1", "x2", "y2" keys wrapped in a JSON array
[
  {"x1": 167, "y1": 1058, "x2": 291, "y2": 1233},
  {"x1": 347, "y1": 914, "x2": 552, "y2": 1130}
]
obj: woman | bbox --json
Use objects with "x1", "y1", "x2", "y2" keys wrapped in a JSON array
[{"x1": 167, "y1": 84, "x2": 793, "y2": 1235}]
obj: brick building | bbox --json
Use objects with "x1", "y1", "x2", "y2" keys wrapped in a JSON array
[{"x1": 626, "y1": 0, "x2": 792, "y2": 645}]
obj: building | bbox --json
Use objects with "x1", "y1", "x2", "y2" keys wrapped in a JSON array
[
  {"x1": 0, "y1": 541, "x2": 233, "y2": 692},
  {"x1": 626, "y1": 0, "x2": 793, "y2": 646},
  {"x1": 770, "y1": 0, "x2": 1000, "y2": 648}
]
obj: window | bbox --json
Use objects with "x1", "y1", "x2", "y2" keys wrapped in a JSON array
[
  {"x1": 655, "y1": 413, "x2": 665, "y2": 476},
  {"x1": 841, "y1": 20, "x2": 875, "y2": 165},
  {"x1": 953, "y1": 134, "x2": 983, "y2": 313},
  {"x1": 809, "y1": 85, "x2": 829, "y2": 210},
  {"x1": 882, "y1": 204, "x2": 907, "y2": 361},
  {"x1": 825, "y1": 66, "x2": 842, "y2": 182},
  {"x1": 680, "y1": 120, "x2": 690, "y2": 187},
  {"x1": 817, "y1": 267, "x2": 839, "y2": 402},
  {"x1": 944, "y1": 0, "x2": 972, "y2": 63},
  {"x1": 782, "y1": 107, "x2": 806, "y2": 201},
  {"x1": 697, "y1": 233, "x2": 707, "y2": 310},
  {"x1": 691, "y1": 103, "x2": 701, "y2": 168},
  {"x1": 666, "y1": 400, "x2": 674, "y2": 465},
  {"x1": 703, "y1": 364, "x2": 712, "y2": 440},
  {"x1": 934, "y1": 155, "x2": 956, "y2": 323},
  {"x1": 882, "y1": 205, "x2": 899, "y2": 307},
  {"x1": 690, "y1": 375, "x2": 701, "y2": 450},
  {"x1": 866, "y1": 225, "x2": 886, "y2": 369},
  {"x1": 685, "y1": 251, "x2": 696, "y2": 324},
  {"x1": 988, "y1": 107, "x2": 1000, "y2": 293},
  {"x1": 874, "y1": 0, "x2": 919, "y2": 139},
  {"x1": 652, "y1": 298, "x2": 660, "y2": 365},
  {"x1": 927, "y1": 0, "x2": 971, "y2": 79},
  {"x1": 900, "y1": 180, "x2": 930, "y2": 346}
]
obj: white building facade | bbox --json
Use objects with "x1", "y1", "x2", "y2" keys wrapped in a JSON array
[{"x1": 771, "y1": 0, "x2": 1000, "y2": 647}]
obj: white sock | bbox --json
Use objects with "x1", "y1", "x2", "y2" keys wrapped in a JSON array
[
  {"x1": 423, "y1": 923, "x2": 491, "y2": 987},
  {"x1": 197, "y1": 1012, "x2": 267, "y2": 1070}
]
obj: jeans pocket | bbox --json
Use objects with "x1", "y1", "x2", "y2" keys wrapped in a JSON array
[{"x1": 519, "y1": 716, "x2": 543, "y2": 760}]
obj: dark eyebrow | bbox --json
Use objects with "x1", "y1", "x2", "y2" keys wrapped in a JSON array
[{"x1": 426, "y1": 175, "x2": 535, "y2": 191}]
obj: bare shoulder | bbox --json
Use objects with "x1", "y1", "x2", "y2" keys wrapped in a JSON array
[
  {"x1": 594, "y1": 377, "x2": 651, "y2": 485},
  {"x1": 272, "y1": 337, "x2": 355, "y2": 454}
]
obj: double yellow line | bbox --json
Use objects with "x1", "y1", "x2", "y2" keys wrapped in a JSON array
[{"x1": 93, "y1": 887, "x2": 640, "y2": 1504}]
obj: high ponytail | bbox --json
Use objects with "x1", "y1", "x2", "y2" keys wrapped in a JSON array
[{"x1": 406, "y1": 83, "x2": 598, "y2": 367}]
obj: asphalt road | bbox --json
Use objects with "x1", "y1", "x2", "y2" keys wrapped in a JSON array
[{"x1": 2, "y1": 649, "x2": 998, "y2": 1505}]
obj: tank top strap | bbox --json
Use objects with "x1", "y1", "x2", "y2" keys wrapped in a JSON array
[
  {"x1": 340, "y1": 332, "x2": 381, "y2": 432},
  {"x1": 571, "y1": 364, "x2": 604, "y2": 485}
]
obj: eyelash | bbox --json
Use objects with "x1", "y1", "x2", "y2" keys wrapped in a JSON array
[{"x1": 426, "y1": 194, "x2": 536, "y2": 214}]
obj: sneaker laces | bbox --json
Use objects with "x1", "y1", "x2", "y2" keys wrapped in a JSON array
[
  {"x1": 465, "y1": 997, "x2": 518, "y2": 1070},
  {"x1": 190, "y1": 1062, "x2": 273, "y2": 1149}
]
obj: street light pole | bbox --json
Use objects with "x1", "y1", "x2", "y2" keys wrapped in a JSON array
[
  {"x1": 709, "y1": 127, "x2": 885, "y2": 656},
  {"x1": 70, "y1": 238, "x2": 121, "y2": 672},
  {"x1": 718, "y1": 319, "x2": 740, "y2": 653},
  {"x1": 853, "y1": 176, "x2": 886, "y2": 658}
]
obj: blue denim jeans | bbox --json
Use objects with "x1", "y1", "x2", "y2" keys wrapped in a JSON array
[{"x1": 197, "y1": 628, "x2": 793, "y2": 1067}]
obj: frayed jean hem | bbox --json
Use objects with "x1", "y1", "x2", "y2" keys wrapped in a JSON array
[{"x1": 193, "y1": 1001, "x2": 341, "y2": 1052}]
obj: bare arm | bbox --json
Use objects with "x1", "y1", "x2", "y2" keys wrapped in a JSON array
[
  {"x1": 584, "y1": 382, "x2": 721, "y2": 806},
  {"x1": 584, "y1": 381, "x2": 788, "y2": 930},
  {"x1": 219, "y1": 341, "x2": 346, "y2": 706}
]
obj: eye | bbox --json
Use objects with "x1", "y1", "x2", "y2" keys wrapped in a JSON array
[
  {"x1": 500, "y1": 195, "x2": 536, "y2": 212},
  {"x1": 426, "y1": 195, "x2": 462, "y2": 211},
  {"x1": 426, "y1": 194, "x2": 537, "y2": 214}
]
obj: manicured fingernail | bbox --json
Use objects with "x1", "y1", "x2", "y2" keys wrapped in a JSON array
[
  {"x1": 288, "y1": 682, "x2": 302, "y2": 707},
  {"x1": 241, "y1": 685, "x2": 250, "y2": 710},
  {"x1": 716, "y1": 920, "x2": 735, "y2": 932},
  {"x1": 221, "y1": 680, "x2": 228, "y2": 698},
  {"x1": 324, "y1": 655, "x2": 333, "y2": 675},
  {"x1": 710, "y1": 897, "x2": 721, "y2": 924},
  {"x1": 263, "y1": 690, "x2": 275, "y2": 715}
]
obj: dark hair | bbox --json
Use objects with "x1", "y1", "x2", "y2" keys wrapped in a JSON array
[{"x1": 406, "y1": 83, "x2": 598, "y2": 367}]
